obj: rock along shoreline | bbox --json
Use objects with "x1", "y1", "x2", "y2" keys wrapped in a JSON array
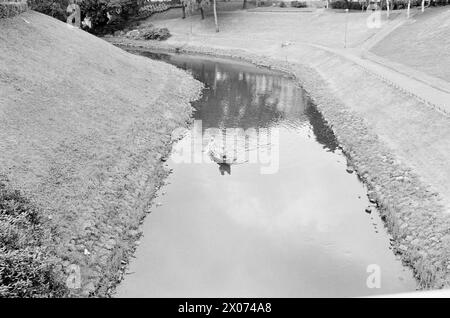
[{"x1": 109, "y1": 38, "x2": 450, "y2": 291}]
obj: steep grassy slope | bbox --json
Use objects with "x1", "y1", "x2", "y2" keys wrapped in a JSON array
[
  {"x1": 372, "y1": 7, "x2": 450, "y2": 82},
  {"x1": 0, "y1": 11, "x2": 202, "y2": 297}
]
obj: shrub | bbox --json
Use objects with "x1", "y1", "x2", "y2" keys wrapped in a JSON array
[
  {"x1": 0, "y1": 1, "x2": 28, "y2": 19},
  {"x1": 28, "y1": 0, "x2": 68, "y2": 22},
  {"x1": 291, "y1": 0, "x2": 307, "y2": 7},
  {"x1": 0, "y1": 181, "x2": 67, "y2": 297},
  {"x1": 138, "y1": 2, "x2": 170, "y2": 18},
  {"x1": 123, "y1": 25, "x2": 171, "y2": 40},
  {"x1": 279, "y1": 1, "x2": 286, "y2": 7},
  {"x1": 330, "y1": 0, "x2": 345, "y2": 9},
  {"x1": 79, "y1": 0, "x2": 151, "y2": 34},
  {"x1": 330, "y1": 0, "x2": 362, "y2": 10},
  {"x1": 330, "y1": 0, "x2": 446, "y2": 10},
  {"x1": 141, "y1": 26, "x2": 171, "y2": 40},
  {"x1": 80, "y1": 0, "x2": 110, "y2": 29},
  {"x1": 434, "y1": 0, "x2": 450, "y2": 5}
]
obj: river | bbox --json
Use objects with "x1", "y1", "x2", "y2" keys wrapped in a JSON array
[{"x1": 115, "y1": 51, "x2": 416, "y2": 297}]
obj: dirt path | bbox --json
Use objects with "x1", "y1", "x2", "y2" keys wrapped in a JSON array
[{"x1": 310, "y1": 44, "x2": 450, "y2": 116}]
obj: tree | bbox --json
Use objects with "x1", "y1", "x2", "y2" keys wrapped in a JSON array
[
  {"x1": 213, "y1": 0, "x2": 218, "y2": 32},
  {"x1": 28, "y1": 0, "x2": 71, "y2": 22},
  {"x1": 181, "y1": 0, "x2": 210, "y2": 20},
  {"x1": 79, "y1": 0, "x2": 110, "y2": 28}
]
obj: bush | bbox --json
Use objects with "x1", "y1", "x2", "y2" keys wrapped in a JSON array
[
  {"x1": 28, "y1": 0, "x2": 69, "y2": 22},
  {"x1": 141, "y1": 26, "x2": 170, "y2": 40},
  {"x1": 138, "y1": 2, "x2": 170, "y2": 18},
  {"x1": 0, "y1": 1, "x2": 28, "y2": 19},
  {"x1": 29, "y1": 0, "x2": 134, "y2": 27},
  {"x1": 79, "y1": 0, "x2": 150, "y2": 34},
  {"x1": 391, "y1": 0, "x2": 408, "y2": 9},
  {"x1": 290, "y1": 1, "x2": 307, "y2": 7},
  {"x1": 123, "y1": 25, "x2": 171, "y2": 40},
  {"x1": 0, "y1": 248, "x2": 65, "y2": 298},
  {"x1": 80, "y1": 0, "x2": 110, "y2": 29},
  {"x1": 330, "y1": 0, "x2": 449, "y2": 11},
  {"x1": 330, "y1": 0, "x2": 362, "y2": 10},
  {"x1": 0, "y1": 181, "x2": 67, "y2": 297},
  {"x1": 279, "y1": 1, "x2": 286, "y2": 7}
]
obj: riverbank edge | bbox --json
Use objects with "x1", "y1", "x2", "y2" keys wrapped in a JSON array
[
  {"x1": 91, "y1": 80, "x2": 204, "y2": 298},
  {"x1": 1, "y1": 11, "x2": 205, "y2": 297},
  {"x1": 109, "y1": 38, "x2": 450, "y2": 290},
  {"x1": 1, "y1": 71, "x2": 204, "y2": 298},
  {"x1": 66, "y1": 82, "x2": 204, "y2": 298}
]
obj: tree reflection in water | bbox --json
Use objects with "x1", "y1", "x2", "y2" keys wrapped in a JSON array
[{"x1": 134, "y1": 50, "x2": 339, "y2": 174}]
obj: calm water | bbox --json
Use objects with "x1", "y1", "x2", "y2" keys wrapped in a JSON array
[{"x1": 116, "y1": 51, "x2": 416, "y2": 297}]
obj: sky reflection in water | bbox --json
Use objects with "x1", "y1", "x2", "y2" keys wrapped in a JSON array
[{"x1": 116, "y1": 52, "x2": 416, "y2": 298}]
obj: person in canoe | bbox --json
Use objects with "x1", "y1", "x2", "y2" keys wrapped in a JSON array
[{"x1": 207, "y1": 136, "x2": 239, "y2": 175}]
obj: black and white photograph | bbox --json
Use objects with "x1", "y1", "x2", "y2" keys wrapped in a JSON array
[{"x1": 0, "y1": 0, "x2": 449, "y2": 302}]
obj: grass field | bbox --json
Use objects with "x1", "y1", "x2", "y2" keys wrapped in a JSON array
[
  {"x1": 371, "y1": 7, "x2": 450, "y2": 82},
  {"x1": 144, "y1": 8, "x2": 394, "y2": 49}
]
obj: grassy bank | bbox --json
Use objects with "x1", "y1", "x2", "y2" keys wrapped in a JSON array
[
  {"x1": 371, "y1": 7, "x2": 450, "y2": 82},
  {"x1": 0, "y1": 11, "x2": 202, "y2": 297}
]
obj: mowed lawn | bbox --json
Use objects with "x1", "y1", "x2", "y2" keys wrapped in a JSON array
[
  {"x1": 146, "y1": 9, "x2": 393, "y2": 49},
  {"x1": 371, "y1": 7, "x2": 450, "y2": 82}
]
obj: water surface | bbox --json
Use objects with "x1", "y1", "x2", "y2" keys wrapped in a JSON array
[{"x1": 116, "y1": 52, "x2": 416, "y2": 297}]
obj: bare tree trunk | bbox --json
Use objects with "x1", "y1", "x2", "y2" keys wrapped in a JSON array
[
  {"x1": 243, "y1": 0, "x2": 247, "y2": 9},
  {"x1": 421, "y1": 0, "x2": 425, "y2": 11},
  {"x1": 407, "y1": 0, "x2": 411, "y2": 18},
  {"x1": 213, "y1": 0, "x2": 219, "y2": 32},
  {"x1": 182, "y1": 5, "x2": 186, "y2": 19},
  {"x1": 200, "y1": 7, "x2": 205, "y2": 19},
  {"x1": 386, "y1": 0, "x2": 390, "y2": 18}
]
